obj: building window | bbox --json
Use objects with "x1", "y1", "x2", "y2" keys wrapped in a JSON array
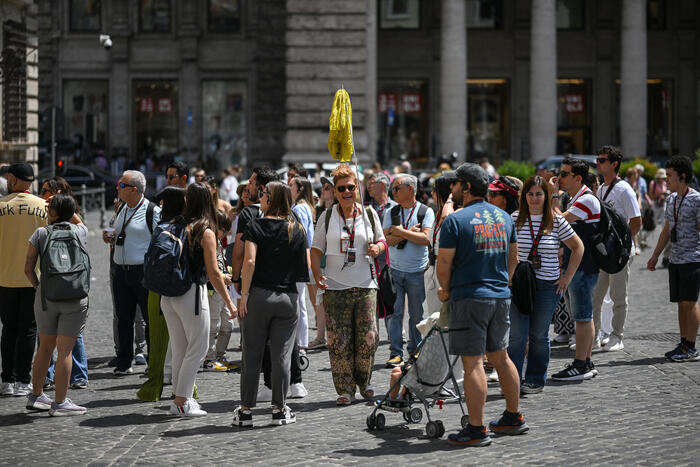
[
  {"x1": 377, "y1": 80, "x2": 429, "y2": 166},
  {"x1": 202, "y1": 81, "x2": 247, "y2": 170},
  {"x1": 208, "y1": 0, "x2": 242, "y2": 33},
  {"x1": 557, "y1": 78, "x2": 591, "y2": 154},
  {"x1": 466, "y1": 0, "x2": 503, "y2": 29},
  {"x1": 647, "y1": 0, "x2": 665, "y2": 30},
  {"x1": 70, "y1": 0, "x2": 101, "y2": 32},
  {"x1": 63, "y1": 80, "x2": 109, "y2": 157},
  {"x1": 133, "y1": 81, "x2": 178, "y2": 158},
  {"x1": 379, "y1": 0, "x2": 421, "y2": 30},
  {"x1": 2, "y1": 20, "x2": 27, "y2": 143},
  {"x1": 140, "y1": 0, "x2": 171, "y2": 33},
  {"x1": 467, "y1": 79, "x2": 509, "y2": 163},
  {"x1": 556, "y1": 0, "x2": 585, "y2": 30}
]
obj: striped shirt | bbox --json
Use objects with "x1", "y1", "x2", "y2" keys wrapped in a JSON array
[
  {"x1": 568, "y1": 186, "x2": 601, "y2": 223},
  {"x1": 511, "y1": 212, "x2": 575, "y2": 281}
]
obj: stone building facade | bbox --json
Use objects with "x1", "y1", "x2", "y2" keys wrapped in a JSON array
[
  {"x1": 36, "y1": 0, "x2": 700, "y2": 170},
  {"x1": 0, "y1": 0, "x2": 39, "y2": 168}
]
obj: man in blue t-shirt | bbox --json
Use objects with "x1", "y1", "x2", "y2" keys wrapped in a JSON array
[{"x1": 437, "y1": 163, "x2": 527, "y2": 447}]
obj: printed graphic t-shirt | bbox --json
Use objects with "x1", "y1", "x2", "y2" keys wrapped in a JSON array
[
  {"x1": 439, "y1": 200, "x2": 516, "y2": 300},
  {"x1": 0, "y1": 193, "x2": 47, "y2": 287}
]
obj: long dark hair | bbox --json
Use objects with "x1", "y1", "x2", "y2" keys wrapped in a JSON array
[
  {"x1": 291, "y1": 176, "x2": 316, "y2": 218},
  {"x1": 41, "y1": 176, "x2": 81, "y2": 215},
  {"x1": 265, "y1": 181, "x2": 300, "y2": 243},
  {"x1": 183, "y1": 182, "x2": 218, "y2": 253},
  {"x1": 515, "y1": 176, "x2": 554, "y2": 234},
  {"x1": 48, "y1": 193, "x2": 76, "y2": 224},
  {"x1": 156, "y1": 186, "x2": 186, "y2": 223}
]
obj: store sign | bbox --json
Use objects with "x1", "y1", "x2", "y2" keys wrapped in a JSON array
[
  {"x1": 139, "y1": 97, "x2": 154, "y2": 113},
  {"x1": 158, "y1": 98, "x2": 173, "y2": 113},
  {"x1": 378, "y1": 93, "x2": 398, "y2": 113},
  {"x1": 565, "y1": 94, "x2": 584, "y2": 113},
  {"x1": 402, "y1": 93, "x2": 422, "y2": 113}
]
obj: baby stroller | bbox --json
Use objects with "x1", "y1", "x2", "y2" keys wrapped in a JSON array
[{"x1": 366, "y1": 325, "x2": 468, "y2": 439}]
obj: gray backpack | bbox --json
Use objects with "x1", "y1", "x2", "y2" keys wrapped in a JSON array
[{"x1": 40, "y1": 224, "x2": 91, "y2": 301}]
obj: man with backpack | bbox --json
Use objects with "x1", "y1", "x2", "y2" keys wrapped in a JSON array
[
  {"x1": 382, "y1": 174, "x2": 434, "y2": 368},
  {"x1": 0, "y1": 163, "x2": 46, "y2": 396},
  {"x1": 551, "y1": 158, "x2": 601, "y2": 381},
  {"x1": 592, "y1": 146, "x2": 641, "y2": 352},
  {"x1": 103, "y1": 170, "x2": 160, "y2": 376}
]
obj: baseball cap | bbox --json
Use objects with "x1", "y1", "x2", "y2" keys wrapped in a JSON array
[
  {"x1": 8, "y1": 162, "x2": 34, "y2": 182},
  {"x1": 455, "y1": 163, "x2": 489, "y2": 194},
  {"x1": 488, "y1": 178, "x2": 519, "y2": 197}
]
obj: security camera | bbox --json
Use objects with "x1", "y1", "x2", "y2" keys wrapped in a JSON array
[{"x1": 99, "y1": 34, "x2": 112, "y2": 50}]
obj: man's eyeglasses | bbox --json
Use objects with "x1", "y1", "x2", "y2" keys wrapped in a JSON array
[
  {"x1": 118, "y1": 182, "x2": 135, "y2": 189},
  {"x1": 596, "y1": 157, "x2": 609, "y2": 164},
  {"x1": 336, "y1": 184, "x2": 356, "y2": 193}
]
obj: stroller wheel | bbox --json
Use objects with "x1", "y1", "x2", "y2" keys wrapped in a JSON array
[
  {"x1": 409, "y1": 407, "x2": 423, "y2": 424},
  {"x1": 436, "y1": 420, "x2": 445, "y2": 438},
  {"x1": 426, "y1": 421, "x2": 441, "y2": 439},
  {"x1": 461, "y1": 414, "x2": 469, "y2": 429},
  {"x1": 366, "y1": 414, "x2": 376, "y2": 431},
  {"x1": 375, "y1": 413, "x2": 386, "y2": 430},
  {"x1": 298, "y1": 355, "x2": 310, "y2": 371},
  {"x1": 402, "y1": 411, "x2": 411, "y2": 423}
]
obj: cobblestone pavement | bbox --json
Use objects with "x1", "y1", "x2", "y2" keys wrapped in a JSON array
[{"x1": 0, "y1": 213, "x2": 698, "y2": 465}]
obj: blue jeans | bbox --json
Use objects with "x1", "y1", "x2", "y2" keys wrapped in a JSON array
[
  {"x1": 386, "y1": 269, "x2": 426, "y2": 358},
  {"x1": 507, "y1": 279, "x2": 560, "y2": 387},
  {"x1": 569, "y1": 270, "x2": 599, "y2": 322},
  {"x1": 45, "y1": 335, "x2": 88, "y2": 384}
]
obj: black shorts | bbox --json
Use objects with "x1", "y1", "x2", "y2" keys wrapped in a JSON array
[{"x1": 669, "y1": 262, "x2": 700, "y2": 303}]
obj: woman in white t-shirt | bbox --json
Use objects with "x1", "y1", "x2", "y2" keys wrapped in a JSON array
[
  {"x1": 507, "y1": 176, "x2": 584, "y2": 394},
  {"x1": 310, "y1": 164, "x2": 385, "y2": 406}
]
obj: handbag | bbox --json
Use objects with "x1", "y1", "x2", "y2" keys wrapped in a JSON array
[
  {"x1": 374, "y1": 240, "x2": 396, "y2": 319},
  {"x1": 511, "y1": 217, "x2": 545, "y2": 315}
]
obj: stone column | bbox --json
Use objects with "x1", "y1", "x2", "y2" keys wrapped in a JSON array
[
  {"x1": 529, "y1": 0, "x2": 556, "y2": 161},
  {"x1": 439, "y1": 0, "x2": 467, "y2": 161},
  {"x1": 620, "y1": 0, "x2": 647, "y2": 158}
]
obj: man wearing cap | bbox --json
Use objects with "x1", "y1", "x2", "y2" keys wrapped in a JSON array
[
  {"x1": 0, "y1": 163, "x2": 47, "y2": 396},
  {"x1": 436, "y1": 163, "x2": 526, "y2": 446}
]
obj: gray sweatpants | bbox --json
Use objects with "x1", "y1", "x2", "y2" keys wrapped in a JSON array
[{"x1": 240, "y1": 287, "x2": 298, "y2": 409}]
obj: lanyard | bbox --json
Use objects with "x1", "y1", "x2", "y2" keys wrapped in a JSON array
[
  {"x1": 377, "y1": 202, "x2": 390, "y2": 220},
  {"x1": 602, "y1": 178, "x2": 620, "y2": 202},
  {"x1": 528, "y1": 216, "x2": 545, "y2": 256},
  {"x1": 338, "y1": 204, "x2": 358, "y2": 247},
  {"x1": 432, "y1": 216, "x2": 443, "y2": 246},
  {"x1": 119, "y1": 198, "x2": 145, "y2": 236},
  {"x1": 673, "y1": 188, "x2": 689, "y2": 226},
  {"x1": 401, "y1": 202, "x2": 418, "y2": 229}
]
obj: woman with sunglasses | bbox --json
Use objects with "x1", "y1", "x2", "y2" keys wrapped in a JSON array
[
  {"x1": 310, "y1": 164, "x2": 386, "y2": 406},
  {"x1": 233, "y1": 182, "x2": 309, "y2": 426}
]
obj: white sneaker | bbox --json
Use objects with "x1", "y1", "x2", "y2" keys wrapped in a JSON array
[
  {"x1": 1, "y1": 382, "x2": 14, "y2": 396},
  {"x1": 13, "y1": 382, "x2": 32, "y2": 397},
  {"x1": 553, "y1": 333, "x2": 570, "y2": 344},
  {"x1": 605, "y1": 335, "x2": 624, "y2": 352},
  {"x1": 134, "y1": 353, "x2": 147, "y2": 365},
  {"x1": 256, "y1": 385, "x2": 272, "y2": 402},
  {"x1": 568, "y1": 335, "x2": 577, "y2": 351},
  {"x1": 486, "y1": 369, "x2": 499, "y2": 382},
  {"x1": 26, "y1": 392, "x2": 53, "y2": 411},
  {"x1": 171, "y1": 398, "x2": 207, "y2": 417},
  {"x1": 592, "y1": 337, "x2": 603, "y2": 352},
  {"x1": 163, "y1": 374, "x2": 172, "y2": 385},
  {"x1": 289, "y1": 383, "x2": 308, "y2": 399},
  {"x1": 599, "y1": 331, "x2": 610, "y2": 346},
  {"x1": 272, "y1": 404, "x2": 296, "y2": 425}
]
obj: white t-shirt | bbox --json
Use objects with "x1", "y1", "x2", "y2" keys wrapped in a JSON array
[
  {"x1": 597, "y1": 179, "x2": 641, "y2": 222},
  {"x1": 511, "y1": 212, "x2": 575, "y2": 281},
  {"x1": 311, "y1": 204, "x2": 385, "y2": 290}
]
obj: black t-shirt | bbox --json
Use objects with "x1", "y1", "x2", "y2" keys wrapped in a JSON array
[
  {"x1": 235, "y1": 204, "x2": 261, "y2": 237},
  {"x1": 242, "y1": 217, "x2": 309, "y2": 293}
]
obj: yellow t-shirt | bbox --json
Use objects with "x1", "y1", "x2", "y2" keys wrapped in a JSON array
[{"x1": 0, "y1": 192, "x2": 48, "y2": 287}]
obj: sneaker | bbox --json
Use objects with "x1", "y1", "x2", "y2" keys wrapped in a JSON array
[
  {"x1": 163, "y1": 374, "x2": 172, "y2": 385},
  {"x1": 70, "y1": 378, "x2": 88, "y2": 389},
  {"x1": 604, "y1": 335, "x2": 624, "y2": 352},
  {"x1": 289, "y1": 382, "x2": 308, "y2": 399},
  {"x1": 225, "y1": 361, "x2": 241, "y2": 372},
  {"x1": 13, "y1": 382, "x2": 32, "y2": 397},
  {"x1": 486, "y1": 369, "x2": 499, "y2": 382},
  {"x1": 588, "y1": 361, "x2": 599, "y2": 377},
  {"x1": 599, "y1": 331, "x2": 610, "y2": 346},
  {"x1": 385, "y1": 356, "x2": 403, "y2": 368},
  {"x1": 202, "y1": 360, "x2": 227, "y2": 372},
  {"x1": 551, "y1": 361, "x2": 594, "y2": 381},
  {"x1": 232, "y1": 406, "x2": 253, "y2": 427},
  {"x1": 447, "y1": 425, "x2": 492, "y2": 447},
  {"x1": 520, "y1": 383, "x2": 543, "y2": 395},
  {"x1": 568, "y1": 335, "x2": 577, "y2": 351},
  {"x1": 49, "y1": 398, "x2": 87, "y2": 416},
  {"x1": 26, "y1": 392, "x2": 53, "y2": 411},
  {"x1": 134, "y1": 353, "x2": 147, "y2": 365},
  {"x1": 553, "y1": 333, "x2": 570, "y2": 344},
  {"x1": 43, "y1": 378, "x2": 55, "y2": 391},
  {"x1": 489, "y1": 411, "x2": 530, "y2": 436},
  {"x1": 170, "y1": 398, "x2": 207, "y2": 417},
  {"x1": 114, "y1": 367, "x2": 134, "y2": 376},
  {"x1": 1, "y1": 382, "x2": 14, "y2": 396},
  {"x1": 670, "y1": 344, "x2": 700, "y2": 363},
  {"x1": 272, "y1": 405, "x2": 296, "y2": 425},
  {"x1": 592, "y1": 337, "x2": 603, "y2": 352},
  {"x1": 665, "y1": 343, "x2": 683, "y2": 359},
  {"x1": 257, "y1": 385, "x2": 272, "y2": 402}
]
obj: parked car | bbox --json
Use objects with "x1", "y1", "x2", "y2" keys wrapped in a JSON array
[
  {"x1": 38, "y1": 165, "x2": 120, "y2": 206},
  {"x1": 535, "y1": 154, "x2": 598, "y2": 173}
]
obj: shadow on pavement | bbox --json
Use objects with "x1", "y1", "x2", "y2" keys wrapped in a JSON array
[
  {"x1": 597, "y1": 357, "x2": 669, "y2": 367},
  {"x1": 97, "y1": 383, "x2": 142, "y2": 392},
  {"x1": 162, "y1": 423, "x2": 276, "y2": 437},
  {"x1": 335, "y1": 426, "x2": 458, "y2": 456},
  {"x1": 79, "y1": 412, "x2": 174, "y2": 428},
  {"x1": 83, "y1": 398, "x2": 144, "y2": 409},
  {"x1": 0, "y1": 412, "x2": 37, "y2": 427}
]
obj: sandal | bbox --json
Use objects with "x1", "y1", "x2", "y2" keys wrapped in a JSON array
[
  {"x1": 360, "y1": 385, "x2": 374, "y2": 400},
  {"x1": 307, "y1": 338, "x2": 327, "y2": 350},
  {"x1": 336, "y1": 394, "x2": 352, "y2": 406}
]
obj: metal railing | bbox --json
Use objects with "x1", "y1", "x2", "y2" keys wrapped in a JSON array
[{"x1": 73, "y1": 183, "x2": 107, "y2": 228}]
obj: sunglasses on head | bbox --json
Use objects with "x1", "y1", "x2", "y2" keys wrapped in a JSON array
[
  {"x1": 118, "y1": 182, "x2": 135, "y2": 189},
  {"x1": 336, "y1": 184, "x2": 356, "y2": 193}
]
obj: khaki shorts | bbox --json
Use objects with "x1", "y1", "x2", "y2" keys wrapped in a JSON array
[{"x1": 34, "y1": 284, "x2": 88, "y2": 336}]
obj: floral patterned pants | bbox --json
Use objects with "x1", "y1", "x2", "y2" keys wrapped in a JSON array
[{"x1": 323, "y1": 288, "x2": 378, "y2": 396}]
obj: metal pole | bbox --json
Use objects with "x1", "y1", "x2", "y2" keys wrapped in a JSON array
[
  {"x1": 51, "y1": 107, "x2": 56, "y2": 178},
  {"x1": 100, "y1": 182, "x2": 106, "y2": 229},
  {"x1": 80, "y1": 184, "x2": 87, "y2": 214}
]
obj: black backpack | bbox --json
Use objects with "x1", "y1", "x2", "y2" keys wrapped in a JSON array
[{"x1": 590, "y1": 181, "x2": 632, "y2": 274}]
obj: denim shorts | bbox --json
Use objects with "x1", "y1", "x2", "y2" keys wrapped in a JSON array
[
  {"x1": 449, "y1": 297, "x2": 510, "y2": 356},
  {"x1": 568, "y1": 270, "x2": 599, "y2": 322}
]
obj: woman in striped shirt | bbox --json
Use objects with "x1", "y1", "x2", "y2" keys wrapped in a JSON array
[{"x1": 507, "y1": 176, "x2": 584, "y2": 394}]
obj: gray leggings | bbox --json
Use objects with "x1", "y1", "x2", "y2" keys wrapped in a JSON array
[{"x1": 240, "y1": 287, "x2": 298, "y2": 408}]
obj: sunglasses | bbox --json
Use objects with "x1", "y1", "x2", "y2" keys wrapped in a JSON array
[
  {"x1": 596, "y1": 157, "x2": 609, "y2": 164},
  {"x1": 167, "y1": 174, "x2": 180, "y2": 180},
  {"x1": 336, "y1": 184, "x2": 356, "y2": 193},
  {"x1": 391, "y1": 184, "x2": 406, "y2": 193},
  {"x1": 118, "y1": 182, "x2": 135, "y2": 189},
  {"x1": 559, "y1": 171, "x2": 571, "y2": 178}
]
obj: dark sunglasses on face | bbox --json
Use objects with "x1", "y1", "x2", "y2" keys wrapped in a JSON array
[
  {"x1": 596, "y1": 157, "x2": 609, "y2": 164},
  {"x1": 559, "y1": 171, "x2": 571, "y2": 178},
  {"x1": 336, "y1": 184, "x2": 356, "y2": 193},
  {"x1": 118, "y1": 182, "x2": 135, "y2": 189},
  {"x1": 167, "y1": 174, "x2": 180, "y2": 180}
]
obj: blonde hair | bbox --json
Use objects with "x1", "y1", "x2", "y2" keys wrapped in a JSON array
[{"x1": 330, "y1": 164, "x2": 357, "y2": 186}]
